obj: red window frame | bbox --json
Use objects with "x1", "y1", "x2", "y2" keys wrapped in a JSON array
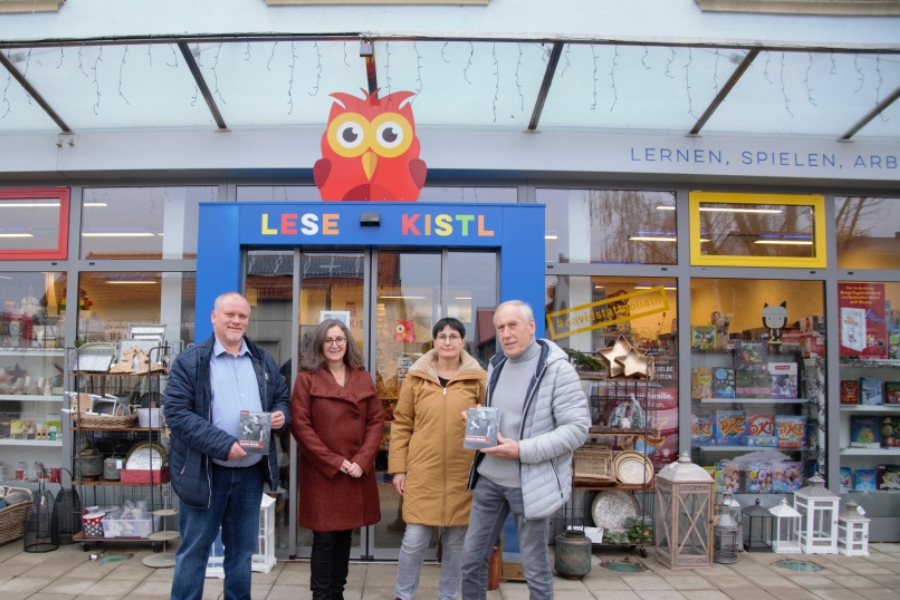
[{"x1": 0, "y1": 187, "x2": 70, "y2": 260}]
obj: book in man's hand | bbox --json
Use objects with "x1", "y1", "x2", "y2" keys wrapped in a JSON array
[
  {"x1": 239, "y1": 410, "x2": 271, "y2": 455},
  {"x1": 464, "y1": 407, "x2": 500, "y2": 449}
]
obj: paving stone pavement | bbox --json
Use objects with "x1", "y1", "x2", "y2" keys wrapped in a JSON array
[{"x1": 0, "y1": 540, "x2": 897, "y2": 600}]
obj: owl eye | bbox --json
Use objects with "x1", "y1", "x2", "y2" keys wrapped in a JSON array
[
  {"x1": 376, "y1": 122, "x2": 404, "y2": 149},
  {"x1": 371, "y1": 113, "x2": 414, "y2": 158},
  {"x1": 336, "y1": 122, "x2": 365, "y2": 149},
  {"x1": 326, "y1": 113, "x2": 370, "y2": 158}
]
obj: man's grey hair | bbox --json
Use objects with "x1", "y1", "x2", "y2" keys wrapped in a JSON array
[
  {"x1": 214, "y1": 291, "x2": 251, "y2": 313},
  {"x1": 495, "y1": 300, "x2": 534, "y2": 324}
]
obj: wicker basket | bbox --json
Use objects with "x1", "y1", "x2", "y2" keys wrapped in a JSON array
[
  {"x1": 573, "y1": 444, "x2": 614, "y2": 482},
  {"x1": 72, "y1": 394, "x2": 136, "y2": 428},
  {"x1": 0, "y1": 487, "x2": 33, "y2": 546}
]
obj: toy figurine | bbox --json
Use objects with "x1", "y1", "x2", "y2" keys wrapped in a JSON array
[{"x1": 762, "y1": 301, "x2": 788, "y2": 346}]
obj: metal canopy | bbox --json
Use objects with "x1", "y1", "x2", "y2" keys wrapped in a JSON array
[{"x1": 1, "y1": 35, "x2": 898, "y2": 142}]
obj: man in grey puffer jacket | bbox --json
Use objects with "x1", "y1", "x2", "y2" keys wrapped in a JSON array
[{"x1": 461, "y1": 300, "x2": 590, "y2": 600}]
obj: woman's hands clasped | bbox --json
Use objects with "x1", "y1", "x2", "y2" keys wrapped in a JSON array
[{"x1": 340, "y1": 459, "x2": 363, "y2": 478}]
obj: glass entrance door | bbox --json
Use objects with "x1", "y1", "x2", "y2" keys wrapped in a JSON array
[{"x1": 248, "y1": 248, "x2": 498, "y2": 561}]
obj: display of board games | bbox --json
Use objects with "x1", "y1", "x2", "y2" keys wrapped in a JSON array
[
  {"x1": 734, "y1": 340, "x2": 767, "y2": 370},
  {"x1": 859, "y1": 376, "x2": 883, "y2": 406},
  {"x1": 849, "y1": 415, "x2": 881, "y2": 448},
  {"x1": 712, "y1": 367, "x2": 735, "y2": 398},
  {"x1": 691, "y1": 367, "x2": 713, "y2": 399},
  {"x1": 840, "y1": 380, "x2": 860, "y2": 405},
  {"x1": 775, "y1": 415, "x2": 806, "y2": 448},
  {"x1": 691, "y1": 325, "x2": 716, "y2": 350},
  {"x1": 768, "y1": 362, "x2": 799, "y2": 399},
  {"x1": 715, "y1": 409, "x2": 747, "y2": 446},
  {"x1": 736, "y1": 369, "x2": 771, "y2": 398},
  {"x1": 746, "y1": 413, "x2": 777, "y2": 447},
  {"x1": 691, "y1": 414, "x2": 713, "y2": 447}
]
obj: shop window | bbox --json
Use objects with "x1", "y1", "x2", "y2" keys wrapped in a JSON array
[
  {"x1": 0, "y1": 188, "x2": 69, "y2": 260},
  {"x1": 71, "y1": 272, "x2": 196, "y2": 348},
  {"x1": 689, "y1": 277, "x2": 826, "y2": 492},
  {"x1": 80, "y1": 187, "x2": 215, "y2": 260},
  {"x1": 0, "y1": 271, "x2": 67, "y2": 347},
  {"x1": 236, "y1": 186, "x2": 320, "y2": 202},
  {"x1": 690, "y1": 191, "x2": 826, "y2": 268},
  {"x1": 537, "y1": 189, "x2": 677, "y2": 265},
  {"x1": 545, "y1": 275, "x2": 679, "y2": 467},
  {"x1": 836, "y1": 196, "x2": 900, "y2": 270}
]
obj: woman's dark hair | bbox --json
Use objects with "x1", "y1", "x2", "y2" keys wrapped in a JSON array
[
  {"x1": 432, "y1": 317, "x2": 466, "y2": 340},
  {"x1": 300, "y1": 319, "x2": 365, "y2": 372}
]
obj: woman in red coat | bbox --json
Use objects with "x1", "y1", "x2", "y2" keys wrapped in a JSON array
[{"x1": 291, "y1": 319, "x2": 383, "y2": 600}]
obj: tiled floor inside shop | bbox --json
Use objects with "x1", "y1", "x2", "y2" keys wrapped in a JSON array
[{"x1": 0, "y1": 539, "x2": 898, "y2": 600}]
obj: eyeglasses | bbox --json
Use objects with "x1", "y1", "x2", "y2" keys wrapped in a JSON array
[
  {"x1": 436, "y1": 334, "x2": 462, "y2": 342},
  {"x1": 324, "y1": 337, "x2": 347, "y2": 346}
]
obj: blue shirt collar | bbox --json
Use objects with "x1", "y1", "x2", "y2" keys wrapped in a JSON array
[{"x1": 213, "y1": 336, "x2": 249, "y2": 358}]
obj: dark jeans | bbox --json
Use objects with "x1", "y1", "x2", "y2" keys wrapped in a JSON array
[
  {"x1": 310, "y1": 529, "x2": 353, "y2": 600},
  {"x1": 171, "y1": 462, "x2": 263, "y2": 600}
]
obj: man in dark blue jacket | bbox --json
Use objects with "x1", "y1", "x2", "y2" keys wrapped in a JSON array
[{"x1": 167, "y1": 292, "x2": 291, "y2": 600}]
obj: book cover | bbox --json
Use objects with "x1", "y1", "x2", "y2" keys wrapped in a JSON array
[
  {"x1": 713, "y1": 367, "x2": 735, "y2": 398},
  {"x1": 464, "y1": 407, "x2": 499, "y2": 449},
  {"x1": 859, "y1": 376, "x2": 883, "y2": 406},
  {"x1": 884, "y1": 381, "x2": 900, "y2": 405},
  {"x1": 768, "y1": 362, "x2": 799, "y2": 399},
  {"x1": 878, "y1": 464, "x2": 900, "y2": 490},
  {"x1": 742, "y1": 462, "x2": 773, "y2": 494},
  {"x1": 855, "y1": 468, "x2": 878, "y2": 492},
  {"x1": 849, "y1": 415, "x2": 881, "y2": 448},
  {"x1": 775, "y1": 415, "x2": 806, "y2": 448},
  {"x1": 880, "y1": 416, "x2": 900, "y2": 448},
  {"x1": 734, "y1": 340, "x2": 768, "y2": 371},
  {"x1": 715, "y1": 409, "x2": 746, "y2": 446},
  {"x1": 736, "y1": 369, "x2": 771, "y2": 398},
  {"x1": 839, "y1": 282, "x2": 887, "y2": 358},
  {"x1": 691, "y1": 368, "x2": 714, "y2": 399},
  {"x1": 691, "y1": 325, "x2": 716, "y2": 350},
  {"x1": 840, "y1": 380, "x2": 860, "y2": 405},
  {"x1": 238, "y1": 410, "x2": 271, "y2": 455},
  {"x1": 10, "y1": 419, "x2": 35, "y2": 440},
  {"x1": 839, "y1": 466, "x2": 852, "y2": 493}
]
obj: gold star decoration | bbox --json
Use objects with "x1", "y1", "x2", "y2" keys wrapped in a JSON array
[
  {"x1": 598, "y1": 335, "x2": 633, "y2": 378},
  {"x1": 616, "y1": 347, "x2": 650, "y2": 378}
]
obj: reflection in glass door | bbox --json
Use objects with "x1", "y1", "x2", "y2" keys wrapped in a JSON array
[
  {"x1": 370, "y1": 250, "x2": 497, "y2": 559},
  {"x1": 275, "y1": 249, "x2": 497, "y2": 561}
]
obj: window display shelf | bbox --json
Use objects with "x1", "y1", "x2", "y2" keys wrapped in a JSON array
[
  {"x1": 840, "y1": 405, "x2": 900, "y2": 413},
  {"x1": 697, "y1": 445, "x2": 812, "y2": 453},
  {"x1": 698, "y1": 397, "x2": 808, "y2": 404},
  {"x1": 0, "y1": 439, "x2": 62, "y2": 447},
  {"x1": 0, "y1": 348, "x2": 65, "y2": 357},
  {"x1": 0, "y1": 394, "x2": 62, "y2": 402},
  {"x1": 840, "y1": 448, "x2": 900, "y2": 456}
]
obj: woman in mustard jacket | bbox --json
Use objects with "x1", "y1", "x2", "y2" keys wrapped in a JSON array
[
  {"x1": 388, "y1": 317, "x2": 487, "y2": 600},
  {"x1": 291, "y1": 319, "x2": 383, "y2": 600}
]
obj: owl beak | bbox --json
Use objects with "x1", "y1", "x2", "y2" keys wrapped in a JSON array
[{"x1": 361, "y1": 151, "x2": 377, "y2": 181}]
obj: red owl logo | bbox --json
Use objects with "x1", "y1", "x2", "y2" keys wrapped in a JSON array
[
  {"x1": 315, "y1": 89, "x2": 427, "y2": 201},
  {"x1": 394, "y1": 321, "x2": 415, "y2": 343}
]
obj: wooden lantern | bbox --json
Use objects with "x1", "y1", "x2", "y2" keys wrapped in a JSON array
[
  {"x1": 837, "y1": 500, "x2": 869, "y2": 557},
  {"x1": 654, "y1": 452, "x2": 715, "y2": 569},
  {"x1": 769, "y1": 498, "x2": 802, "y2": 554},
  {"x1": 793, "y1": 475, "x2": 840, "y2": 554}
]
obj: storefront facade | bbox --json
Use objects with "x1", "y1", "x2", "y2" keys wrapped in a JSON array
[{"x1": 1, "y1": 0, "x2": 899, "y2": 555}]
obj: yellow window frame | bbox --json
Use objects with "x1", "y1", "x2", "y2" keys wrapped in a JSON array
[{"x1": 690, "y1": 191, "x2": 827, "y2": 268}]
